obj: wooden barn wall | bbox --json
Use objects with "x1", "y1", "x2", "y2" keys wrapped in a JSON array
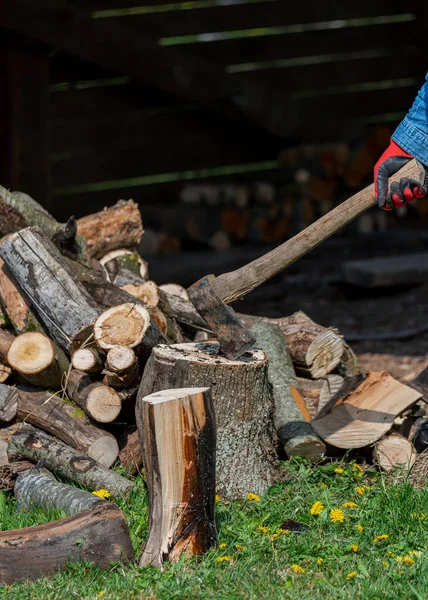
[{"x1": 3, "y1": 0, "x2": 426, "y2": 221}]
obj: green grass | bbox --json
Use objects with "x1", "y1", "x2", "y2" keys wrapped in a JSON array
[{"x1": 1, "y1": 460, "x2": 427, "y2": 599}]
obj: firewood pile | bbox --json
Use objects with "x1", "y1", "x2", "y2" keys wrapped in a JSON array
[{"x1": 0, "y1": 186, "x2": 427, "y2": 583}]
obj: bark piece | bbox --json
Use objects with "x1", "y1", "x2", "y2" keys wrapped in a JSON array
[
  {"x1": 103, "y1": 346, "x2": 139, "y2": 389},
  {"x1": 0, "y1": 227, "x2": 101, "y2": 353},
  {"x1": 71, "y1": 347, "x2": 104, "y2": 373},
  {"x1": 0, "y1": 383, "x2": 18, "y2": 422},
  {"x1": 100, "y1": 248, "x2": 148, "y2": 282},
  {"x1": 8, "y1": 424, "x2": 135, "y2": 497},
  {"x1": 7, "y1": 331, "x2": 69, "y2": 389},
  {"x1": 139, "y1": 387, "x2": 217, "y2": 567},
  {"x1": 66, "y1": 370, "x2": 122, "y2": 423},
  {"x1": 15, "y1": 468, "x2": 106, "y2": 515},
  {"x1": 0, "y1": 503, "x2": 134, "y2": 585},
  {"x1": 312, "y1": 372, "x2": 422, "y2": 448},
  {"x1": 118, "y1": 429, "x2": 143, "y2": 476},
  {"x1": 76, "y1": 199, "x2": 143, "y2": 259},
  {"x1": 240, "y1": 311, "x2": 344, "y2": 378},
  {"x1": 137, "y1": 341, "x2": 279, "y2": 498},
  {"x1": 373, "y1": 433, "x2": 417, "y2": 472},
  {"x1": 250, "y1": 323, "x2": 325, "y2": 460},
  {"x1": 15, "y1": 386, "x2": 119, "y2": 467}
]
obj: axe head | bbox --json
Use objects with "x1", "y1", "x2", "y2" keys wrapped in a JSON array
[{"x1": 187, "y1": 274, "x2": 255, "y2": 360}]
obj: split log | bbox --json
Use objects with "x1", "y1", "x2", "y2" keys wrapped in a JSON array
[
  {"x1": 240, "y1": 311, "x2": 344, "y2": 378},
  {"x1": 137, "y1": 341, "x2": 279, "y2": 498},
  {"x1": 100, "y1": 248, "x2": 148, "y2": 282},
  {"x1": 15, "y1": 468, "x2": 106, "y2": 515},
  {"x1": 0, "y1": 227, "x2": 101, "y2": 353},
  {"x1": 336, "y1": 343, "x2": 362, "y2": 377},
  {"x1": 71, "y1": 347, "x2": 104, "y2": 374},
  {"x1": 118, "y1": 429, "x2": 143, "y2": 476},
  {"x1": 250, "y1": 323, "x2": 325, "y2": 460},
  {"x1": 103, "y1": 346, "x2": 138, "y2": 389},
  {"x1": 66, "y1": 370, "x2": 122, "y2": 423},
  {"x1": 0, "y1": 383, "x2": 18, "y2": 422},
  {"x1": 139, "y1": 387, "x2": 217, "y2": 567},
  {"x1": 373, "y1": 433, "x2": 417, "y2": 472},
  {"x1": 312, "y1": 372, "x2": 422, "y2": 448},
  {"x1": 76, "y1": 199, "x2": 143, "y2": 259},
  {"x1": 8, "y1": 424, "x2": 135, "y2": 497},
  {"x1": 0, "y1": 503, "x2": 134, "y2": 585},
  {"x1": 15, "y1": 386, "x2": 119, "y2": 467},
  {"x1": 7, "y1": 332, "x2": 69, "y2": 389}
]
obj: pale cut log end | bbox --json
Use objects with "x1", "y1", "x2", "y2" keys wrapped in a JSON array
[
  {"x1": 159, "y1": 283, "x2": 189, "y2": 301},
  {"x1": 374, "y1": 434, "x2": 417, "y2": 472},
  {"x1": 306, "y1": 330, "x2": 344, "y2": 378},
  {"x1": 87, "y1": 386, "x2": 122, "y2": 423},
  {"x1": 88, "y1": 436, "x2": 119, "y2": 468},
  {"x1": 145, "y1": 386, "x2": 211, "y2": 405},
  {"x1": 148, "y1": 307, "x2": 168, "y2": 336},
  {"x1": 121, "y1": 280, "x2": 159, "y2": 308},
  {"x1": 7, "y1": 332, "x2": 54, "y2": 375},
  {"x1": 106, "y1": 346, "x2": 136, "y2": 373},
  {"x1": 72, "y1": 348, "x2": 104, "y2": 373},
  {"x1": 284, "y1": 436, "x2": 326, "y2": 461},
  {"x1": 94, "y1": 303, "x2": 150, "y2": 350}
]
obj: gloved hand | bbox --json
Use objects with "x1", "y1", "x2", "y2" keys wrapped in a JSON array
[{"x1": 374, "y1": 139, "x2": 428, "y2": 210}]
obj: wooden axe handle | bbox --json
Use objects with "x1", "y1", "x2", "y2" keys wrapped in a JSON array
[{"x1": 213, "y1": 159, "x2": 424, "y2": 304}]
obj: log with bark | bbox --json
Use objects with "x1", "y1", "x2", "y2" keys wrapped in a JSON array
[
  {"x1": 373, "y1": 433, "x2": 417, "y2": 472},
  {"x1": 66, "y1": 370, "x2": 122, "y2": 423},
  {"x1": 76, "y1": 199, "x2": 143, "y2": 259},
  {"x1": 0, "y1": 424, "x2": 20, "y2": 467},
  {"x1": 0, "y1": 361, "x2": 12, "y2": 384},
  {"x1": 118, "y1": 428, "x2": 143, "y2": 476},
  {"x1": 139, "y1": 387, "x2": 217, "y2": 567},
  {"x1": 71, "y1": 347, "x2": 104, "y2": 374},
  {"x1": 240, "y1": 311, "x2": 344, "y2": 378},
  {"x1": 0, "y1": 227, "x2": 101, "y2": 353},
  {"x1": 0, "y1": 383, "x2": 18, "y2": 422},
  {"x1": 100, "y1": 248, "x2": 148, "y2": 283},
  {"x1": 8, "y1": 424, "x2": 135, "y2": 497},
  {"x1": 0, "y1": 503, "x2": 134, "y2": 585},
  {"x1": 103, "y1": 346, "x2": 139, "y2": 389},
  {"x1": 15, "y1": 385, "x2": 119, "y2": 467},
  {"x1": 137, "y1": 341, "x2": 279, "y2": 498},
  {"x1": 249, "y1": 322, "x2": 325, "y2": 460}
]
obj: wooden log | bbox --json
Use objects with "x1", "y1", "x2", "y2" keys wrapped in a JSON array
[
  {"x1": 0, "y1": 305, "x2": 8, "y2": 328},
  {"x1": 0, "y1": 503, "x2": 134, "y2": 585},
  {"x1": 296, "y1": 377, "x2": 324, "y2": 419},
  {"x1": 240, "y1": 311, "x2": 344, "y2": 378},
  {"x1": 103, "y1": 346, "x2": 138, "y2": 389},
  {"x1": 14, "y1": 468, "x2": 106, "y2": 515},
  {"x1": 7, "y1": 331, "x2": 69, "y2": 389},
  {"x1": 122, "y1": 280, "x2": 159, "y2": 308},
  {"x1": 15, "y1": 386, "x2": 119, "y2": 467},
  {"x1": 0, "y1": 227, "x2": 101, "y2": 353},
  {"x1": 8, "y1": 424, "x2": 135, "y2": 497},
  {"x1": 100, "y1": 248, "x2": 148, "y2": 283},
  {"x1": 0, "y1": 361, "x2": 12, "y2": 384},
  {"x1": 118, "y1": 429, "x2": 143, "y2": 476},
  {"x1": 137, "y1": 341, "x2": 279, "y2": 498},
  {"x1": 0, "y1": 383, "x2": 18, "y2": 422},
  {"x1": 0, "y1": 328, "x2": 14, "y2": 359},
  {"x1": 71, "y1": 347, "x2": 104, "y2": 374},
  {"x1": 373, "y1": 433, "x2": 417, "y2": 472},
  {"x1": 76, "y1": 200, "x2": 143, "y2": 259},
  {"x1": 0, "y1": 423, "x2": 21, "y2": 467},
  {"x1": 139, "y1": 387, "x2": 217, "y2": 567},
  {"x1": 159, "y1": 283, "x2": 189, "y2": 300},
  {"x1": 159, "y1": 287, "x2": 210, "y2": 332},
  {"x1": 66, "y1": 370, "x2": 122, "y2": 423},
  {"x1": 250, "y1": 323, "x2": 325, "y2": 460}
]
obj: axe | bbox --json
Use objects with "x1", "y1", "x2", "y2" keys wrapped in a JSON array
[{"x1": 188, "y1": 159, "x2": 424, "y2": 359}]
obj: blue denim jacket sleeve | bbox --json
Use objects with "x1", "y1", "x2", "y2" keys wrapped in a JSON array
[{"x1": 392, "y1": 73, "x2": 428, "y2": 165}]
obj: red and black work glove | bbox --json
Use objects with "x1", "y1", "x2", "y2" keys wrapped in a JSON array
[{"x1": 374, "y1": 139, "x2": 428, "y2": 210}]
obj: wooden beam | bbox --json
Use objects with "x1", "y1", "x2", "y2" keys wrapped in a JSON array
[
  {"x1": 0, "y1": 0, "x2": 302, "y2": 139},
  {"x1": 0, "y1": 47, "x2": 51, "y2": 211}
]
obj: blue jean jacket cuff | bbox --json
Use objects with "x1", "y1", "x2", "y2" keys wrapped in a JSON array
[{"x1": 393, "y1": 119, "x2": 428, "y2": 166}]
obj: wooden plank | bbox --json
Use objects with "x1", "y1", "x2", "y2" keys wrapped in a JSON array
[
  {"x1": 0, "y1": 48, "x2": 51, "y2": 210},
  {"x1": 340, "y1": 252, "x2": 428, "y2": 288}
]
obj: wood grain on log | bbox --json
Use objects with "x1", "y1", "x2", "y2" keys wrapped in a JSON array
[
  {"x1": 250, "y1": 323, "x2": 325, "y2": 460},
  {"x1": 0, "y1": 503, "x2": 134, "y2": 585},
  {"x1": 71, "y1": 347, "x2": 104, "y2": 373},
  {"x1": 0, "y1": 383, "x2": 18, "y2": 422},
  {"x1": 103, "y1": 346, "x2": 138, "y2": 389},
  {"x1": 122, "y1": 280, "x2": 160, "y2": 308},
  {"x1": 0, "y1": 227, "x2": 100, "y2": 353},
  {"x1": 137, "y1": 341, "x2": 279, "y2": 498},
  {"x1": 8, "y1": 424, "x2": 135, "y2": 497},
  {"x1": 77, "y1": 200, "x2": 143, "y2": 259},
  {"x1": 100, "y1": 248, "x2": 148, "y2": 283},
  {"x1": 15, "y1": 386, "x2": 119, "y2": 467},
  {"x1": 373, "y1": 433, "x2": 417, "y2": 472},
  {"x1": 67, "y1": 370, "x2": 121, "y2": 423},
  {"x1": 0, "y1": 362, "x2": 12, "y2": 384},
  {"x1": 118, "y1": 429, "x2": 143, "y2": 476},
  {"x1": 139, "y1": 387, "x2": 217, "y2": 567},
  {"x1": 0, "y1": 424, "x2": 20, "y2": 467}
]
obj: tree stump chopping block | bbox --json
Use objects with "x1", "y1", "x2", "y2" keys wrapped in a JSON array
[{"x1": 137, "y1": 342, "x2": 279, "y2": 499}]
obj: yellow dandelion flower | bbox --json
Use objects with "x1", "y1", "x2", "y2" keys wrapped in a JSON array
[
  {"x1": 402, "y1": 556, "x2": 415, "y2": 566},
  {"x1": 317, "y1": 558, "x2": 323, "y2": 566},
  {"x1": 383, "y1": 561, "x2": 389, "y2": 567},
  {"x1": 219, "y1": 543, "x2": 227, "y2": 549},
  {"x1": 373, "y1": 534, "x2": 389, "y2": 543},
  {"x1": 318, "y1": 482, "x2": 328, "y2": 488},
  {"x1": 385, "y1": 552, "x2": 395, "y2": 558},
  {"x1": 347, "y1": 571, "x2": 357, "y2": 580},
  {"x1": 343, "y1": 502, "x2": 358, "y2": 509},
  {"x1": 334, "y1": 467, "x2": 344, "y2": 474},
  {"x1": 356, "y1": 486, "x2": 365, "y2": 495},
  {"x1": 247, "y1": 492, "x2": 260, "y2": 502},
  {"x1": 351, "y1": 544, "x2": 359, "y2": 553},
  {"x1": 395, "y1": 556, "x2": 403, "y2": 563},
  {"x1": 269, "y1": 533, "x2": 279, "y2": 540},
  {"x1": 235, "y1": 544, "x2": 244, "y2": 551},
  {"x1": 357, "y1": 523, "x2": 364, "y2": 532},
  {"x1": 277, "y1": 528, "x2": 290, "y2": 535},
  {"x1": 291, "y1": 564, "x2": 305, "y2": 574},
  {"x1": 330, "y1": 508, "x2": 345, "y2": 523},
  {"x1": 310, "y1": 501, "x2": 324, "y2": 515},
  {"x1": 353, "y1": 464, "x2": 364, "y2": 475},
  {"x1": 92, "y1": 489, "x2": 111, "y2": 498},
  {"x1": 408, "y1": 550, "x2": 421, "y2": 557},
  {"x1": 97, "y1": 593, "x2": 105, "y2": 599},
  {"x1": 217, "y1": 556, "x2": 231, "y2": 563},
  {"x1": 420, "y1": 513, "x2": 426, "y2": 521},
  {"x1": 257, "y1": 526, "x2": 269, "y2": 533},
  {"x1": 215, "y1": 494, "x2": 221, "y2": 502},
  {"x1": 364, "y1": 485, "x2": 372, "y2": 491}
]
